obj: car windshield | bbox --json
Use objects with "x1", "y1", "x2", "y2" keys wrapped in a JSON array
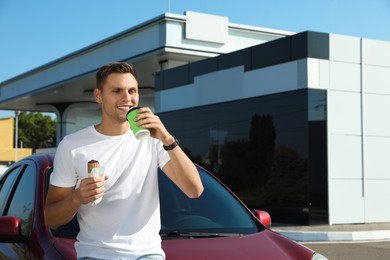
[
  {"x1": 159, "y1": 167, "x2": 261, "y2": 237},
  {"x1": 50, "y1": 167, "x2": 262, "y2": 238}
]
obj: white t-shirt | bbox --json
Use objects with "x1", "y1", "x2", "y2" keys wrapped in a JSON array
[{"x1": 50, "y1": 126, "x2": 170, "y2": 259}]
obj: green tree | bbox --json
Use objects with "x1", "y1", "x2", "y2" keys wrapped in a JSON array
[
  {"x1": 17, "y1": 112, "x2": 56, "y2": 152},
  {"x1": 248, "y1": 114, "x2": 276, "y2": 186}
]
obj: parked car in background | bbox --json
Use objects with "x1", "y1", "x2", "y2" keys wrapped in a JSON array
[{"x1": 0, "y1": 154, "x2": 326, "y2": 259}]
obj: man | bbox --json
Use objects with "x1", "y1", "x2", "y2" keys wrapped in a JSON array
[{"x1": 45, "y1": 62, "x2": 204, "y2": 259}]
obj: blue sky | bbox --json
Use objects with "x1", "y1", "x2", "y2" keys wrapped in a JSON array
[{"x1": 1, "y1": 0, "x2": 390, "y2": 118}]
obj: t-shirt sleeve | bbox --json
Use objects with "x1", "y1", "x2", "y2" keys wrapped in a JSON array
[
  {"x1": 157, "y1": 140, "x2": 170, "y2": 170},
  {"x1": 50, "y1": 137, "x2": 78, "y2": 188}
]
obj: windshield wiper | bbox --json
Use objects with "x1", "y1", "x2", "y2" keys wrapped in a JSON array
[{"x1": 161, "y1": 230, "x2": 242, "y2": 238}]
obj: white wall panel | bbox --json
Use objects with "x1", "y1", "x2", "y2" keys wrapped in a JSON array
[
  {"x1": 364, "y1": 137, "x2": 390, "y2": 179},
  {"x1": 328, "y1": 135, "x2": 362, "y2": 179},
  {"x1": 327, "y1": 34, "x2": 390, "y2": 224},
  {"x1": 185, "y1": 11, "x2": 228, "y2": 44},
  {"x1": 327, "y1": 91, "x2": 361, "y2": 135},
  {"x1": 166, "y1": 22, "x2": 185, "y2": 45},
  {"x1": 364, "y1": 94, "x2": 390, "y2": 137},
  {"x1": 244, "y1": 61, "x2": 299, "y2": 96},
  {"x1": 364, "y1": 65, "x2": 390, "y2": 95},
  {"x1": 330, "y1": 34, "x2": 361, "y2": 63},
  {"x1": 195, "y1": 66, "x2": 245, "y2": 102},
  {"x1": 364, "y1": 180, "x2": 390, "y2": 222},
  {"x1": 306, "y1": 59, "x2": 330, "y2": 90},
  {"x1": 328, "y1": 179, "x2": 365, "y2": 225},
  {"x1": 329, "y1": 62, "x2": 361, "y2": 92},
  {"x1": 306, "y1": 59, "x2": 319, "y2": 87},
  {"x1": 319, "y1": 60, "x2": 330, "y2": 89},
  {"x1": 363, "y1": 38, "x2": 390, "y2": 67},
  {"x1": 297, "y1": 59, "x2": 308, "y2": 87},
  {"x1": 156, "y1": 84, "x2": 197, "y2": 112}
]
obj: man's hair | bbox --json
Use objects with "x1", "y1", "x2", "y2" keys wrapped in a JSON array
[{"x1": 96, "y1": 62, "x2": 138, "y2": 89}]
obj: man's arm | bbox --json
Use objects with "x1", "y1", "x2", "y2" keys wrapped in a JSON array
[
  {"x1": 134, "y1": 107, "x2": 204, "y2": 198},
  {"x1": 162, "y1": 138, "x2": 204, "y2": 198},
  {"x1": 45, "y1": 177, "x2": 107, "y2": 229},
  {"x1": 45, "y1": 186, "x2": 80, "y2": 229}
]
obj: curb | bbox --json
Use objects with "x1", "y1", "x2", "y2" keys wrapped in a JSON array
[{"x1": 273, "y1": 230, "x2": 390, "y2": 242}]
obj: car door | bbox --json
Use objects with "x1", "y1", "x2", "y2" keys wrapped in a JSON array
[{"x1": 0, "y1": 161, "x2": 37, "y2": 259}]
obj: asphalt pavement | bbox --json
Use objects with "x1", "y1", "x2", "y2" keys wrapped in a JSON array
[{"x1": 272, "y1": 222, "x2": 390, "y2": 242}]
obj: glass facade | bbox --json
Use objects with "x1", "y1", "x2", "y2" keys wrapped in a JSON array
[{"x1": 159, "y1": 89, "x2": 328, "y2": 225}]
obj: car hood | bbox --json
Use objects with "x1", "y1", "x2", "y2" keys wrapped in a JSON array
[
  {"x1": 162, "y1": 229, "x2": 314, "y2": 260},
  {"x1": 52, "y1": 230, "x2": 313, "y2": 260}
]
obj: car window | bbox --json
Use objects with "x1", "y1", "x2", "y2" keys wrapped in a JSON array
[
  {"x1": 159, "y1": 167, "x2": 260, "y2": 235},
  {"x1": 6, "y1": 164, "x2": 36, "y2": 236},
  {"x1": 0, "y1": 166, "x2": 23, "y2": 215}
]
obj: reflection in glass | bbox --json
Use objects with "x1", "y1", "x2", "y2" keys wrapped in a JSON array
[
  {"x1": 159, "y1": 89, "x2": 328, "y2": 225},
  {"x1": 159, "y1": 167, "x2": 259, "y2": 234},
  {"x1": 308, "y1": 90, "x2": 327, "y2": 121},
  {"x1": 0, "y1": 166, "x2": 23, "y2": 215},
  {"x1": 7, "y1": 165, "x2": 36, "y2": 236}
]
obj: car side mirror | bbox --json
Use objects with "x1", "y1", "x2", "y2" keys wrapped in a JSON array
[
  {"x1": 252, "y1": 209, "x2": 272, "y2": 229},
  {"x1": 0, "y1": 216, "x2": 26, "y2": 243}
]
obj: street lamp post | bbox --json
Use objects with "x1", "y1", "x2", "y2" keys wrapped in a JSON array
[{"x1": 14, "y1": 111, "x2": 19, "y2": 162}]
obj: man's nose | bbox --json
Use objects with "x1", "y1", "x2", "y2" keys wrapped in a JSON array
[{"x1": 123, "y1": 91, "x2": 132, "y2": 100}]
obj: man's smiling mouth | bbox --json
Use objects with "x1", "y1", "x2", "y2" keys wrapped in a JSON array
[{"x1": 117, "y1": 105, "x2": 132, "y2": 111}]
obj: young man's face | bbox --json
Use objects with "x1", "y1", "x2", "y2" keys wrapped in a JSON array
[{"x1": 94, "y1": 72, "x2": 139, "y2": 123}]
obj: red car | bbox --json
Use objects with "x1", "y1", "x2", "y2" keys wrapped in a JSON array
[{"x1": 0, "y1": 154, "x2": 326, "y2": 259}]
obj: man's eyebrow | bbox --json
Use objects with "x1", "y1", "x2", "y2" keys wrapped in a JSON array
[{"x1": 109, "y1": 85, "x2": 137, "y2": 89}]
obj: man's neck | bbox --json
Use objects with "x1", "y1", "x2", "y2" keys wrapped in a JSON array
[{"x1": 94, "y1": 122, "x2": 130, "y2": 136}]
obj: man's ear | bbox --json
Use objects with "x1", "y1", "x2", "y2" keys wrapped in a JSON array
[{"x1": 94, "y1": 88, "x2": 102, "y2": 104}]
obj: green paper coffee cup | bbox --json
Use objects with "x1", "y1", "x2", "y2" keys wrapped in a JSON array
[{"x1": 126, "y1": 107, "x2": 150, "y2": 140}]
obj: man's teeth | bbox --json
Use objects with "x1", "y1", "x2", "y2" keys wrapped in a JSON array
[{"x1": 118, "y1": 106, "x2": 131, "y2": 110}]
